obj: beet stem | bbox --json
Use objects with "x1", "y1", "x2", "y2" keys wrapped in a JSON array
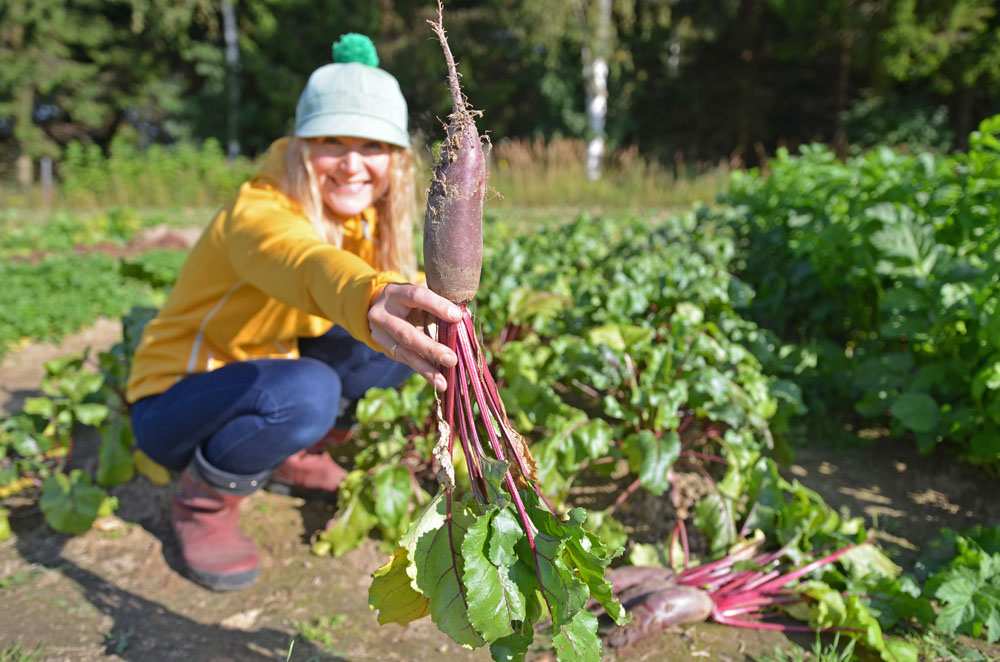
[
  {"x1": 455, "y1": 321, "x2": 507, "y2": 463},
  {"x1": 749, "y1": 546, "x2": 855, "y2": 595}
]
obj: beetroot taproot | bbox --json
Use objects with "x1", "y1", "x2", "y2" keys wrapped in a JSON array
[{"x1": 423, "y1": 0, "x2": 487, "y2": 304}]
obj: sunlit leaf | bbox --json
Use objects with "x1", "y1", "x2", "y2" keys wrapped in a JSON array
[{"x1": 368, "y1": 546, "x2": 430, "y2": 626}]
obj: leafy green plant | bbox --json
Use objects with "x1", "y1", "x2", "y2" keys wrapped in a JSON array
[
  {"x1": 0, "y1": 304, "x2": 164, "y2": 538},
  {"x1": 0, "y1": 250, "x2": 182, "y2": 360},
  {"x1": 311, "y1": 375, "x2": 437, "y2": 558},
  {"x1": 923, "y1": 527, "x2": 1000, "y2": 643},
  {"x1": 720, "y1": 114, "x2": 1000, "y2": 466},
  {"x1": 0, "y1": 351, "x2": 118, "y2": 534},
  {"x1": 98, "y1": 306, "x2": 158, "y2": 411},
  {"x1": 324, "y1": 210, "x2": 849, "y2": 660},
  {"x1": 910, "y1": 630, "x2": 992, "y2": 662},
  {"x1": 23, "y1": 351, "x2": 109, "y2": 446},
  {"x1": 315, "y1": 211, "x2": 799, "y2": 572},
  {"x1": 60, "y1": 137, "x2": 256, "y2": 209},
  {"x1": 370, "y1": 490, "x2": 626, "y2": 661},
  {"x1": 841, "y1": 89, "x2": 953, "y2": 155},
  {"x1": 0, "y1": 206, "x2": 151, "y2": 259}
]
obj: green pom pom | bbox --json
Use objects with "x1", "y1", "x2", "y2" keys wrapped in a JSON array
[{"x1": 332, "y1": 33, "x2": 379, "y2": 67}]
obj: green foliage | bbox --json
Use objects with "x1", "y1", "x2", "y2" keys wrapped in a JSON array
[
  {"x1": 0, "y1": 641, "x2": 44, "y2": 662},
  {"x1": 97, "y1": 306, "x2": 158, "y2": 408},
  {"x1": 923, "y1": 526, "x2": 1000, "y2": 643},
  {"x1": 2, "y1": 0, "x2": 999, "y2": 192},
  {"x1": 0, "y1": 0, "x2": 222, "y2": 161},
  {"x1": 60, "y1": 137, "x2": 255, "y2": 209},
  {"x1": 39, "y1": 469, "x2": 116, "y2": 535},
  {"x1": 911, "y1": 630, "x2": 995, "y2": 661},
  {"x1": 0, "y1": 330, "x2": 148, "y2": 536},
  {"x1": 319, "y1": 210, "x2": 800, "y2": 587},
  {"x1": 311, "y1": 375, "x2": 436, "y2": 557},
  {"x1": 28, "y1": 350, "x2": 109, "y2": 446},
  {"x1": 291, "y1": 615, "x2": 347, "y2": 657},
  {"x1": 720, "y1": 115, "x2": 1000, "y2": 465},
  {"x1": 754, "y1": 634, "x2": 857, "y2": 662},
  {"x1": 0, "y1": 207, "x2": 144, "y2": 258},
  {"x1": 97, "y1": 416, "x2": 134, "y2": 487},
  {"x1": 0, "y1": 233, "x2": 183, "y2": 359},
  {"x1": 370, "y1": 490, "x2": 624, "y2": 661},
  {"x1": 842, "y1": 90, "x2": 954, "y2": 154},
  {"x1": 880, "y1": 0, "x2": 1000, "y2": 95}
]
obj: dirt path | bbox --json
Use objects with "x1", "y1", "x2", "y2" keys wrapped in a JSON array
[
  {"x1": 788, "y1": 436, "x2": 1000, "y2": 568},
  {"x1": 1, "y1": 323, "x2": 998, "y2": 661}
]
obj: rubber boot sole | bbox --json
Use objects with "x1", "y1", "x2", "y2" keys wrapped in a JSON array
[
  {"x1": 265, "y1": 479, "x2": 338, "y2": 502},
  {"x1": 185, "y1": 564, "x2": 259, "y2": 592}
]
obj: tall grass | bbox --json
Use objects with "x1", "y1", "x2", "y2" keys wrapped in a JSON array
[
  {"x1": 487, "y1": 137, "x2": 729, "y2": 210},
  {"x1": 1, "y1": 137, "x2": 727, "y2": 218}
]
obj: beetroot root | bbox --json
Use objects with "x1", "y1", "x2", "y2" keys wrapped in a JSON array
[
  {"x1": 588, "y1": 566, "x2": 713, "y2": 648},
  {"x1": 423, "y1": 0, "x2": 487, "y2": 304}
]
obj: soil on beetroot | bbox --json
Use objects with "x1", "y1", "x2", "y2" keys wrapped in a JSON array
[{"x1": 2, "y1": 318, "x2": 1000, "y2": 660}]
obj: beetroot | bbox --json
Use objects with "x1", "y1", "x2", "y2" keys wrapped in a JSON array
[{"x1": 423, "y1": 0, "x2": 487, "y2": 305}]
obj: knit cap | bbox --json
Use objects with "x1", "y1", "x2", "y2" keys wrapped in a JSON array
[{"x1": 294, "y1": 34, "x2": 410, "y2": 148}]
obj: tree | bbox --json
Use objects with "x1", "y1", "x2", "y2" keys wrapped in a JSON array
[
  {"x1": 497, "y1": 0, "x2": 673, "y2": 180},
  {"x1": 0, "y1": 0, "x2": 223, "y2": 181},
  {"x1": 879, "y1": 0, "x2": 1000, "y2": 147}
]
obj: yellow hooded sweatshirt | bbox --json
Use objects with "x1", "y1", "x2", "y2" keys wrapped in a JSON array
[{"x1": 126, "y1": 138, "x2": 408, "y2": 403}]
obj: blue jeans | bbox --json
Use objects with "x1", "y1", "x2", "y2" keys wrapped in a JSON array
[{"x1": 130, "y1": 326, "x2": 412, "y2": 476}]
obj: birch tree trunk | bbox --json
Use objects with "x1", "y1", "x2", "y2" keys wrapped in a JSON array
[
  {"x1": 582, "y1": 0, "x2": 611, "y2": 181},
  {"x1": 222, "y1": 0, "x2": 241, "y2": 159}
]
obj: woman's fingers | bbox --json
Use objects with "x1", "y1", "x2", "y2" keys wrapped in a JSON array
[
  {"x1": 384, "y1": 282, "x2": 462, "y2": 324},
  {"x1": 368, "y1": 283, "x2": 464, "y2": 390},
  {"x1": 370, "y1": 324, "x2": 448, "y2": 391},
  {"x1": 377, "y1": 306, "x2": 457, "y2": 367},
  {"x1": 393, "y1": 344, "x2": 449, "y2": 392}
]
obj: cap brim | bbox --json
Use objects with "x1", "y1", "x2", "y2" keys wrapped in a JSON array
[{"x1": 295, "y1": 112, "x2": 410, "y2": 148}]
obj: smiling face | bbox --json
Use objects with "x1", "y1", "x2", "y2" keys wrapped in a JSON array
[{"x1": 307, "y1": 136, "x2": 392, "y2": 218}]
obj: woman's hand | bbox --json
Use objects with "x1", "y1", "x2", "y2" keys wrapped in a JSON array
[{"x1": 368, "y1": 282, "x2": 463, "y2": 390}]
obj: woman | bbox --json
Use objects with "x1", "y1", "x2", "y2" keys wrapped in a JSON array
[{"x1": 126, "y1": 34, "x2": 460, "y2": 591}]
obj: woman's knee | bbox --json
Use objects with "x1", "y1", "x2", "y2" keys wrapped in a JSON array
[
  {"x1": 130, "y1": 396, "x2": 194, "y2": 471},
  {"x1": 265, "y1": 358, "x2": 342, "y2": 443}
]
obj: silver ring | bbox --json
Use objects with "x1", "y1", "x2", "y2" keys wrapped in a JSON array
[{"x1": 389, "y1": 342, "x2": 399, "y2": 359}]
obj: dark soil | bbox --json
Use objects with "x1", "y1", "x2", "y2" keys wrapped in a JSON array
[{"x1": 786, "y1": 434, "x2": 1000, "y2": 569}]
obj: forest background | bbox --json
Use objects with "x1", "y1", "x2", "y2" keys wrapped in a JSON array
[{"x1": 2, "y1": 0, "x2": 999, "y2": 190}]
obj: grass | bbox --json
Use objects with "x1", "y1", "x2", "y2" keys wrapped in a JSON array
[
  {"x1": 754, "y1": 633, "x2": 857, "y2": 662},
  {"x1": 911, "y1": 631, "x2": 995, "y2": 662},
  {"x1": 0, "y1": 642, "x2": 43, "y2": 662},
  {"x1": 0, "y1": 569, "x2": 43, "y2": 590},
  {"x1": 488, "y1": 137, "x2": 729, "y2": 211},
  {"x1": 1, "y1": 137, "x2": 727, "y2": 220},
  {"x1": 291, "y1": 615, "x2": 348, "y2": 660}
]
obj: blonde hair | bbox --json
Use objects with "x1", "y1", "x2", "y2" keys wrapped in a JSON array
[{"x1": 281, "y1": 137, "x2": 417, "y2": 281}]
